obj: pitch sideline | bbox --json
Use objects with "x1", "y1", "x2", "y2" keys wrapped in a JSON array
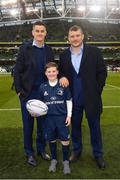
[{"x1": 0, "y1": 106, "x2": 120, "y2": 111}]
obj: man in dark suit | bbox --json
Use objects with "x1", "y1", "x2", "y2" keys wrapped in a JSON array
[
  {"x1": 59, "y1": 25, "x2": 107, "y2": 169},
  {"x1": 14, "y1": 21, "x2": 54, "y2": 166}
]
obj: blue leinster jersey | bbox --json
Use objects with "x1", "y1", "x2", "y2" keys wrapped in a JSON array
[{"x1": 39, "y1": 81, "x2": 71, "y2": 116}]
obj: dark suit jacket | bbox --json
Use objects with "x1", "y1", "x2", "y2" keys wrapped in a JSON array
[
  {"x1": 14, "y1": 41, "x2": 54, "y2": 100},
  {"x1": 59, "y1": 43, "x2": 107, "y2": 117}
]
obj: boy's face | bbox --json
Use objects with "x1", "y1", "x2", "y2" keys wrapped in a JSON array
[{"x1": 45, "y1": 67, "x2": 58, "y2": 81}]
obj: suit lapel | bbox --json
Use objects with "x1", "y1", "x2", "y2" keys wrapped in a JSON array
[
  {"x1": 66, "y1": 48, "x2": 76, "y2": 72},
  {"x1": 43, "y1": 45, "x2": 48, "y2": 64},
  {"x1": 79, "y1": 43, "x2": 88, "y2": 72},
  {"x1": 27, "y1": 42, "x2": 37, "y2": 67}
]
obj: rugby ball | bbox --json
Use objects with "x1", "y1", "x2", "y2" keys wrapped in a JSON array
[{"x1": 26, "y1": 99, "x2": 48, "y2": 117}]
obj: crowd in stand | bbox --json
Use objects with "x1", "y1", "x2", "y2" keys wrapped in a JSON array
[{"x1": 0, "y1": 20, "x2": 120, "y2": 42}]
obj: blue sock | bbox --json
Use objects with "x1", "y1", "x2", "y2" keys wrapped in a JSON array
[
  {"x1": 62, "y1": 144, "x2": 69, "y2": 161},
  {"x1": 49, "y1": 142, "x2": 57, "y2": 160}
]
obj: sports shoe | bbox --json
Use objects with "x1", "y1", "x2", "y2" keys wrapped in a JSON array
[
  {"x1": 63, "y1": 160, "x2": 71, "y2": 174},
  {"x1": 49, "y1": 159, "x2": 57, "y2": 172},
  {"x1": 95, "y1": 157, "x2": 106, "y2": 169},
  {"x1": 37, "y1": 152, "x2": 51, "y2": 161},
  {"x1": 69, "y1": 152, "x2": 81, "y2": 162},
  {"x1": 27, "y1": 155, "x2": 37, "y2": 166}
]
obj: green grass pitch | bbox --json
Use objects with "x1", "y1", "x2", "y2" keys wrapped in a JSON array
[{"x1": 0, "y1": 72, "x2": 120, "y2": 179}]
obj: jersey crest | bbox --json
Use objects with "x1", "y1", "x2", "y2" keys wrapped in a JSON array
[
  {"x1": 57, "y1": 88, "x2": 64, "y2": 96},
  {"x1": 44, "y1": 91, "x2": 48, "y2": 96}
]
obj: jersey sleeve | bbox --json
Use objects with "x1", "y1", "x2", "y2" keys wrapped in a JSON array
[
  {"x1": 38, "y1": 84, "x2": 44, "y2": 101},
  {"x1": 64, "y1": 86, "x2": 72, "y2": 100},
  {"x1": 66, "y1": 100, "x2": 72, "y2": 117}
]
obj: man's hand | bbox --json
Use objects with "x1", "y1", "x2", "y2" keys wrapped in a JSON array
[
  {"x1": 65, "y1": 116, "x2": 71, "y2": 127},
  {"x1": 17, "y1": 92, "x2": 21, "y2": 96},
  {"x1": 30, "y1": 112, "x2": 37, "y2": 117},
  {"x1": 59, "y1": 77, "x2": 69, "y2": 87}
]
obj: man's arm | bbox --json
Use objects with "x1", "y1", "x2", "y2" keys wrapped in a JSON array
[
  {"x1": 59, "y1": 53, "x2": 69, "y2": 87},
  {"x1": 14, "y1": 45, "x2": 25, "y2": 95},
  {"x1": 96, "y1": 48, "x2": 107, "y2": 94}
]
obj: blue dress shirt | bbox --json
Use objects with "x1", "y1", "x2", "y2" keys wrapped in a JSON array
[{"x1": 70, "y1": 44, "x2": 83, "y2": 74}]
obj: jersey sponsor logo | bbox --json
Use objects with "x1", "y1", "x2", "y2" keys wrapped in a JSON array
[
  {"x1": 46, "y1": 100, "x2": 64, "y2": 105},
  {"x1": 57, "y1": 88, "x2": 63, "y2": 96},
  {"x1": 44, "y1": 91, "x2": 48, "y2": 96},
  {"x1": 50, "y1": 96, "x2": 57, "y2": 100}
]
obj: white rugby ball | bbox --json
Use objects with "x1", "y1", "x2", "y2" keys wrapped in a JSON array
[{"x1": 26, "y1": 99, "x2": 48, "y2": 117}]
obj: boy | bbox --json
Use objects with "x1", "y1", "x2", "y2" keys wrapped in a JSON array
[{"x1": 39, "y1": 62, "x2": 72, "y2": 174}]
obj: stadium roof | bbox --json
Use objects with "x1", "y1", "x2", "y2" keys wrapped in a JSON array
[{"x1": 0, "y1": 0, "x2": 120, "y2": 26}]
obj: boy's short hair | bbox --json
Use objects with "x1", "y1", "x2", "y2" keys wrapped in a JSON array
[
  {"x1": 45, "y1": 62, "x2": 58, "y2": 71},
  {"x1": 69, "y1": 25, "x2": 83, "y2": 34},
  {"x1": 33, "y1": 21, "x2": 46, "y2": 29}
]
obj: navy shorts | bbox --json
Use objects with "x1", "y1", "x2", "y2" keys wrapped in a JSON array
[{"x1": 45, "y1": 115, "x2": 70, "y2": 142}]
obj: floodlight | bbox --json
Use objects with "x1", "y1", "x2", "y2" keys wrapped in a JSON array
[
  {"x1": 57, "y1": 8, "x2": 62, "y2": 12},
  {"x1": 10, "y1": 9, "x2": 18, "y2": 16},
  {"x1": 78, "y1": 6, "x2": 86, "y2": 12},
  {"x1": 1, "y1": 0, "x2": 7, "y2": 6},
  {"x1": 1, "y1": 0, "x2": 17, "y2": 6},
  {"x1": 26, "y1": 8, "x2": 39, "y2": 13},
  {"x1": 90, "y1": 5, "x2": 101, "y2": 12},
  {"x1": 112, "y1": 7, "x2": 115, "y2": 11},
  {"x1": 10, "y1": 0, "x2": 17, "y2": 3}
]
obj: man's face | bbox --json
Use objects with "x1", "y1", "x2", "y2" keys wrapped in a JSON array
[
  {"x1": 45, "y1": 67, "x2": 58, "y2": 82},
  {"x1": 32, "y1": 25, "x2": 47, "y2": 43},
  {"x1": 68, "y1": 29, "x2": 84, "y2": 48}
]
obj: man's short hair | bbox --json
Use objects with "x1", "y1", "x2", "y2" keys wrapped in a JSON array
[
  {"x1": 45, "y1": 62, "x2": 58, "y2": 71},
  {"x1": 33, "y1": 21, "x2": 46, "y2": 29},
  {"x1": 69, "y1": 25, "x2": 83, "y2": 34}
]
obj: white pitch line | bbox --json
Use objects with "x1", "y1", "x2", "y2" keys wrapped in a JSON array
[
  {"x1": 104, "y1": 88, "x2": 116, "y2": 90},
  {"x1": 0, "y1": 108, "x2": 20, "y2": 111},
  {"x1": 106, "y1": 84, "x2": 120, "y2": 90},
  {"x1": 0, "y1": 106, "x2": 120, "y2": 111},
  {"x1": 103, "y1": 106, "x2": 120, "y2": 108}
]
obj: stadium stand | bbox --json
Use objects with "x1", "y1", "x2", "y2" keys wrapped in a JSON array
[{"x1": 0, "y1": 20, "x2": 120, "y2": 42}]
